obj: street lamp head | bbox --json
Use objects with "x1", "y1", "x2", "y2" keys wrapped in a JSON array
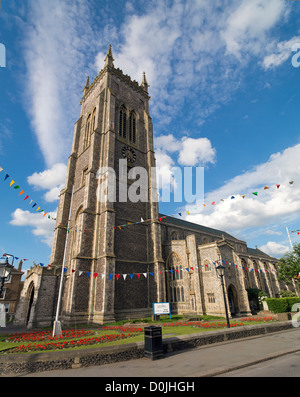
[
  {"x1": 3, "y1": 253, "x2": 14, "y2": 265},
  {"x1": 0, "y1": 255, "x2": 14, "y2": 279},
  {"x1": 216, "y1": 264, "x2": 225, "y2": 278}
]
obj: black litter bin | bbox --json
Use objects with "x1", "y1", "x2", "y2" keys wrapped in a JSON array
[{"x1": 144, "y1": 325, "x2": 163, "y2": 360}]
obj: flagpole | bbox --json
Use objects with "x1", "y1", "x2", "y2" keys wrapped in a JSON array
[
  {"x1": 52, "y1": 186, "x2": 74, "y2": 337},
  {"x1": 286, "y1": 226, "x2": 293, "y2": 251}
]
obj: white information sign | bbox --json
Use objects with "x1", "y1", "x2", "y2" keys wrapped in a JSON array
[
  {"x1": 152, "y1": 302, "x2": 171, "y2": 319},
  {"x1": 0, "y1": 304, "x2": 6, "y2": 327}
]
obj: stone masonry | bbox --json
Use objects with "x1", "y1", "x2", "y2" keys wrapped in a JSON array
[{"x1": 13, "y1": 46, "x2": 298, "y2": 328}]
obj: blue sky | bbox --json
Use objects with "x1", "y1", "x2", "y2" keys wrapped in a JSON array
[{"x1": 1, "y1": 0, "x2": 300, "y2": 275}]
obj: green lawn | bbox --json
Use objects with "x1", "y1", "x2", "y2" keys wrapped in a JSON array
[{"x1": 0, "y1": 315, "x2": 278, "y2": 355}]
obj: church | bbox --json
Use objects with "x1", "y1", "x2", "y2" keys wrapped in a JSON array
[{"x1": 14, "y1": 46, "x2": 292, "y2": 328}]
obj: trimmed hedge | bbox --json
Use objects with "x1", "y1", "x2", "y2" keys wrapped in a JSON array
[{"x1": 266, "y1": 297, "x2": 300, "y2": 313}]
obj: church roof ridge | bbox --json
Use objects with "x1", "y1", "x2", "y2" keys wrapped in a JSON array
[
  {"x1": 246, "y1": 247, "x2": 276, "y2": 260},
  {"x1": 159, "y1": 213, "x2": 239, "y2": 240}
]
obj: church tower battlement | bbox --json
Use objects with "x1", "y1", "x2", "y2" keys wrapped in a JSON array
[{"x1": 50, "y1": 45, "x2": 165, "y2": 324}]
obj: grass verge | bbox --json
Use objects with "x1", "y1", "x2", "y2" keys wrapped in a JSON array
[{"x1": 0, "y1": 315, "x2": 278, "y2": 355}]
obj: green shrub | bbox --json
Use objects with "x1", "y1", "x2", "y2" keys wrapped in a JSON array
[
  {"x1": 266, "y1": 298, "x2": 289, "y2": 313},
  {"x1": 279, "y1": 290, "x2": 297, "y2": 298},
  {"x1": 266, "y1": 297, "x2": 300, "y2": 313},
  {"x1": 286, "y1": 297, "x2": 300, "y2": 311}
]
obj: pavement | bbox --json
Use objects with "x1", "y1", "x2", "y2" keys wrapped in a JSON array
[{"x1": 14, "y1": 326, "x2": 300, "y2": 377}]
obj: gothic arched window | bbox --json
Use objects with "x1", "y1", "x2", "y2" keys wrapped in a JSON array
[
  {"x1": 242, "y1": 258, "x2": 251, "y2": 289},
  {"x1": 253, "y1": 260, "x2": 262, "y2": 290},
  {"x1": 129, "y1": 111, "x2": 136, "y2": 143},
  {"x1": 204, "y1": 260, "x2": 211, "y2": 272},
  {"x1": 171, "y1": 231, "x2": 178, "y2": 240},
  {"x1": 84, "y1": 114, "x2": 91, "y2": 148},
  {"x1": 119, "y1": 105, "x2": 127, "y2": 139},
  {"x1": 177, "y1": 287, "x2": 181, "y2": 302},
  {"x1": 72, "y1": 207, "x2": 83, "y2": 255},
  {"x1": 179, "y1": 266, "x2": 183, "y2": 279},
  {"x1": 91, "y1": 107, "x2": 96, "y2": 133},
  {"x1": 181, "y1": 286, "x2": 185, "y2": 302}
]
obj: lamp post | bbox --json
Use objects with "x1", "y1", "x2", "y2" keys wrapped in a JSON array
[
  {"x1": 52, "y1": 187, "x2": 74, "y2": 337},
  {"x1": 216, "y1": 264, "x2": 230, "y2": 328},
  {"x1": 0, "y1": 254, "x2": 14, "y2": 297}
]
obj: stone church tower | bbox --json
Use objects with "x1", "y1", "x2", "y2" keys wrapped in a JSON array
[
  {"x1": 50, "y1": 45, "x2": 165, "y2": 325},
  {"x1": 15, "y1": 46, "x2": 296, "y2": 329}
]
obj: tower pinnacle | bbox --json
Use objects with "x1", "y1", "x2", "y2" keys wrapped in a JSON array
[
  {"x1": 141, "y1": 71, "x2": 149, "y2": 92},
  {"x1": 104, "y1": 44, "x2": 114, "y2": 67},
  {"x1": 83, "y1": 76, "x2": 90, "y2": 95}
]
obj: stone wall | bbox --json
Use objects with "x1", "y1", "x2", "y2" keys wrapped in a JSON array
[
  {"x1": 14, "y1": 266, "x2": 59, "y2": 328},
  {"x1": 0, "y1": 321, "x2": 293, "y2": 376}
]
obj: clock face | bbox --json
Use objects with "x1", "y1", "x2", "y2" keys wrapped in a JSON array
[{"x1": 122, "y1": 146, "x2": 136, "y2": 163}]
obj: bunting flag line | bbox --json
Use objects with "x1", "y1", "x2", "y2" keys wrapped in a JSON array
[
  {"x1": 0, "y1": 165, "x2": 56, "y2": 222},
  {"x1": 2, "y1": 253, "x2": 43, "y2": 266},
  {"x1": 56, "y1": 176, "x2": 296, "y2": 233},
  {"x1": 4, "y1": 252, "x2": 277, "y2": 282},
  {"x1": 63, "y1": 258, "x2": 278, "y2": 280},
  {"x1": 290, "y1": 229, "x2": 300, "y2": 235},
  {"x1": 1, "y1": 163, "x2": 295, "y2": 233}
]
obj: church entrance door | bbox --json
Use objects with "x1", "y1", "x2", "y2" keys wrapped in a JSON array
[
  {"x1": 26, "y1": 285, "x2": 34, "y2": 326},
  {"x1": 228, "y1": 285, "x2": 239, "y2": 316}
]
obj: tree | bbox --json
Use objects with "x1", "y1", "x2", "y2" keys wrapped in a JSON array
[{"x1": 277, "y1": 243, "x2": 300, "y2": 284}]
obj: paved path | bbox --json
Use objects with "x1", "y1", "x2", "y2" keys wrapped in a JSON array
[
  {"x1": 217, "y1": 350, "x2": 300, "y2": 377},
  {"x1": 18, "y1": 327, "x2": 300, "y2": 377}
]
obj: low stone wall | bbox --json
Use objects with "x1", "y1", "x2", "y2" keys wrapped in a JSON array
[
  {"x1": 0, "y1": 321, "x2": 294, "y2": 376},
  {"x1": 162, "y1": 321, "x2": 293, "y2": 353}
]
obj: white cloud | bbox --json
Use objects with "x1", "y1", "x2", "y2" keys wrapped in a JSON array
[
  {"x1": 27, "y1": 163, "x2": 67, "y2": 202},
  {"x1": 154, "y1": 134, "x2": 216, "y2": 194},
  {"x1": 22, "y1": 0, "x2": 98, "y2": 167},
  {"x1": 27, "y1": 163, "x2": 67, "y2": 191},
  {"x1": 155, "y1": 134, "x2": 216, "y2": 166},
  {"x1": 155, "y1": 134, "x2": 181, "y2": 153},
  {"x1": 184, "y1": 143, "x2": 300, "y2": 233},
  {"x1": 264, "y1": 230, "x2": 283, "y2": 236},
  {"x1": 20, "y1": 0, "x2": 293, "y2": 171},
  {"x1": 10, "y1": 209, "x2": 56, "y2": 247},
  {"x1": 178, "y1": 137, "x2": 216, "y2": 167},
  {"x1": 221, "y1": 0, "x2": 289, "y2": 60},
  {"x1": 259, "y1": 241, "x2": 289, "y2": 257},
  {"x1": 155, "y1": 148, "x2": 176, "y2": 190},
  {"x1": 43, "y1": 186, "x2": 64, "y2": 203},
  {"x1": 262, "y1": 36, "x2": 300, "y2": 69}
]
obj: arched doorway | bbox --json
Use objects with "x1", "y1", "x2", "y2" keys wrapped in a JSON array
[
  {"x1": 228, "y1": 284, "x2": 239, "y2": 316},
  {"x1": 26, "y1": 283, "x2": 35, "y2": 326}
]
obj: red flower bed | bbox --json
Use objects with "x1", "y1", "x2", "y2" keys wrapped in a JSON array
[
  {"x1": 162, "y1": 317, "x2": 276, "y2": 329},
  {"x1": 101, "y1": 326, "x2": 143, "y2": 333},
  {"x1": 4, "y1": 326, "x2": 144, "y2": 354},
  {"x1": 162, "y1": 321, "x2": 243, "y2": 328},
  {"x1": 6, "y1": 332, "x2": 137, "y2": 354},
  {"x1": 240, "y1": 316, "x2": 277, "y2": 322},
  {"x1": 7, "y1": 329, "x2": 94, "y2": 343}
]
